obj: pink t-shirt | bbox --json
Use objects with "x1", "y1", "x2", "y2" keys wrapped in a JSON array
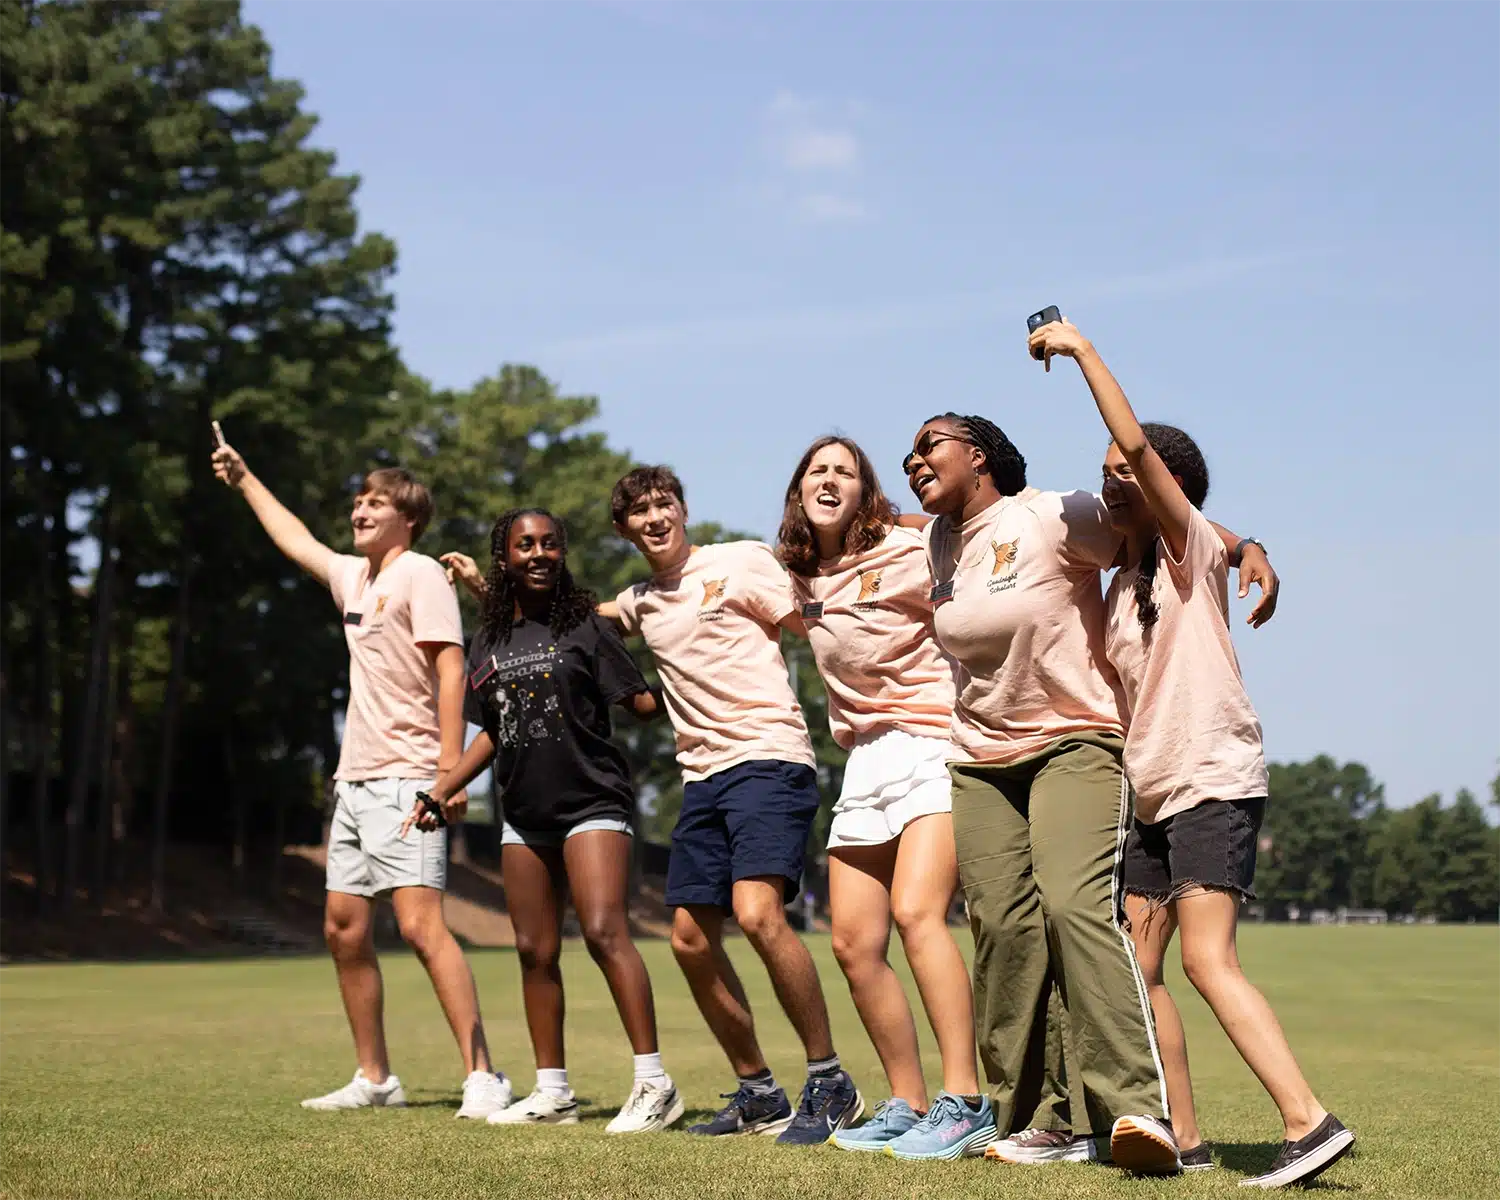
[
  {"x1": 615, "y1": 541, "x2": 816, "y2": 783},
  {"x1": 1106, "y1": 506, "x2": 1269, "y2": 823},
  {"x1": 790, "y1": 526, "x2": 954, "y2": 750},
  {"x1": 328, "y1": 551, "x2": 463, "y2": 781},
  {"x1": 927, "y1": 490, "x2": 1127, "y2": 765}
]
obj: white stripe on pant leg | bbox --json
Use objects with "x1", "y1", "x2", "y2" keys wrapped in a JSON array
[{"x1": 1109, "y1": 769, "x2": 1170, "y2": 1118}]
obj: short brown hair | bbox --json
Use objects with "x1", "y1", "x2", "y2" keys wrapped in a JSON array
[
  {"x1": 610, "y1": 465, "x2": 685, "y2": 526},
  {"x1": 776, "y1": 436, "x2": 895, "y2": 576},
  {"x1": 358, "y1": 467, "x2": 434, "y2": 543}
]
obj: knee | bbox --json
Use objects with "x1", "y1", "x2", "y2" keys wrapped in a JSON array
[
  {"x1": 324, "y1": 918, "x2": 363, "y2": 961},
  {"x1": 1179, "y1": 943, "x2": 1234, "y2": 993},
  {"x1": 670, "y1": 913, "x2": 712, "y2": 968},
  {"x1": 733, "y1": 895, "x2": 787, "y2": 946},
  {"x1": 513, "y1": 930, "x2": 560, "y2": 974},
  {"x1": 581, "y1": 914, "x2": 629, "y2": 963},
  {"x1": 830, "y1": 925, "x2": 880, "y2": 976},
  {"x1": 891, "y1": 894, "x2": 942, "y2": 942},
  {"x1": 397, "y1": 911, "x2": 448, "y2": 961}
]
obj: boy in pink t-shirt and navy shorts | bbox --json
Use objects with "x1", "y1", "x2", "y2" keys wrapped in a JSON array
[{"x1": 604, "y1": 466, "x2": 864, "y2": 1146}]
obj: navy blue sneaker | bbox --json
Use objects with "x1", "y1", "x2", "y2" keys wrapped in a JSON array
[
  {"x1": 775, "y1": 1070, "x2": 864, "y2": 1145},
  {"x1": 686, "y1": 1084, "x2": 794, "y2": 1137}
]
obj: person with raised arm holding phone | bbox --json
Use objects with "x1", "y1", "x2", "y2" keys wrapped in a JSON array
[
  {"x1": 1026, "y1": 318, "x2": 1354, "y2": 1189},
  {"x1": 210, "y1": 427, "x2": 512, "y2": 1121}
]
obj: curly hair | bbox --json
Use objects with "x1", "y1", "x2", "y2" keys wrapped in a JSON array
[
  {"x1": 925, "y1": 413, "x2": 1028, "y2": 496},
  {"x1": 480, "y1": 508, "x2": 598, "y2": 644},
  {"x1": 776, "y1": 436, "x2": 897, "y2": 576},
  {"x1": 610, "y1": 465, "x2": 685, "y2": 527},
  {"x1": 1132, "y1": 422, "x2": 1212, "y2": 634}
]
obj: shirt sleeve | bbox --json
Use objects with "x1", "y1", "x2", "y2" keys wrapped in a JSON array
[
  {"x1": 614, "y1": 584, "x2": 641, "y2": 636},
  {"x1": 327, "y1": 554, "x2": 360, "y2": 612},
  {"x1": 462, "y1": 637, "x2": 491, "y2": 733},
  {"x1": 1054, "y1": 491, "x2": 1125, "y2": 571},
  {"x1": 409, "y1": 557, "x2": 463, "y2": 648},
  {"x1": 737, "y1": 543, "x2": 798, "y2": 626},
  {"x1": 591, "y1": 616, "x2": 650, "y2": 705},
  {"x1": 1162, "y1": 506, "x2": 1225, "y2": 590}
]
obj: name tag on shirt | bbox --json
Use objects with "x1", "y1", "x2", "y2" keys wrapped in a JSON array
[
  {"x1": 469, "y1": 655, "x2": 498, "y2": 689},
  {"x1": 800, "y1": 601, "x2": 824, "y2": 620},
  {"x1": 343, "y1": 611, "x2": 363, "y2": 626},
  {"x1": 930, "y1": 580, "x2": 955, "y2": 605}
]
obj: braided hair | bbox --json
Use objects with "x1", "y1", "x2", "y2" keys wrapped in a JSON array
[
  {"x1": 925, "y1": 413, "x2": 1028, "y2": 495},
  {"x1": 479, "y1": 507, "x2": 598, "y2": 644},
  {"x1": 1132, "y1": 423, "x2": 1211, "y2": 633}
]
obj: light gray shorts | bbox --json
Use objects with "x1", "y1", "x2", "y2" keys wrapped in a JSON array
[
  {"x1": 327, "y1": 778, "x2": 447, "y2": 897},
  {"x1": 500, "y1": 816, "x2": 633, "y2": 849}
]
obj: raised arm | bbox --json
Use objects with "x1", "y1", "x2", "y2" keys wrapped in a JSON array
[
  {"x1": 1031, "y1": 319, "x2": 1280, "y2": 629},
  {"x1": 1029, "y1": 319, "x2": 1192, "y2": 562},
  {"x1": 212, "y1": 441, "x2": 335, "y2": 587}
]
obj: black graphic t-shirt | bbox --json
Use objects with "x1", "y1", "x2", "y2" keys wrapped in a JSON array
[{"x1": 463, "y1": 613, "x2": 646, "y2": 832}]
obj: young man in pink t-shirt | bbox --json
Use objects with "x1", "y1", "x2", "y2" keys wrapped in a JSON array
[
  {"x1": 601, "y1": 466, "x2": 863, "y2": 1144},
  {"x1": 211, "y1": 439, "x2": 510, "y2": 1121}
]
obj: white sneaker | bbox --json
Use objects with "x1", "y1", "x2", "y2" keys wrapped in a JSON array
[
  {"x1": 486, "y1": 1088, "x2": 580, "y2": 1126},
  {"x1": 605, "y1": 1079, "x2": 685, "y2": 1134},
  {"x1": 300, "y1": 1069, "x2": 406, "y2": 1111},
  {"x1": 456, "y1": 1070, "x2": 514, "y2": 1120},
  {"x1": 1111, "y1": 1114, "x2": 1181, "y2": 1175}
]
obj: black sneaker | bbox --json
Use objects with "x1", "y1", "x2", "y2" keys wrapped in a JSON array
[
  {"x1": 686, "y1": 1084, "x2": 793, "y2": 1137},
  {"x1": 1180, "y1": 1142, "x2": 1216, "y2": 1172},
  {"x1": 1239, "y1": 1115, "x2": 1355, "y2": 1189},
  {"x1": 775, "y1": 1070, "x2": 864, "y2": 1145}
]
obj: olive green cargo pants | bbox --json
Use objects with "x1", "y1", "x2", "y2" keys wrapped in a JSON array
[{"x1": 951, "y1": 734, "x2": 1168, "y2": 1136}]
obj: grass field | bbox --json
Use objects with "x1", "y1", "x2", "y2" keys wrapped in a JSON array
[{"x1": 2, "y1": 927, "x2": 1496, "y2": 1200}]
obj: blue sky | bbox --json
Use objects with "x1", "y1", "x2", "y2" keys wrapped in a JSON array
[{"x1": 246, "y1": 0, "x2": 1498, "y2": 811}]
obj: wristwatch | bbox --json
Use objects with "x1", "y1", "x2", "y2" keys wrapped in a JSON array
[
  {"x1": 1234, "y1": 537, "x2": 1266, "y2": 564},
  {"x1": 413, "y1": 790, "x2": 448, "y2": 828}
]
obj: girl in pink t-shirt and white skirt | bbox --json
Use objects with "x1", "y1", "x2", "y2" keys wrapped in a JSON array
[{"x1": 777, "y1": 436, "x2": 993, "y2": 1161}]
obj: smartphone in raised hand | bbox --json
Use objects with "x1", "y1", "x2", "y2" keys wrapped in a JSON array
[{"x1": 1027, "y1": 306, "x2": 1061, "y2": 360}]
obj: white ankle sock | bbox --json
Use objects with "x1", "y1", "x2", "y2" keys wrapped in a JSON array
[
  {"x1": 633, "y1": 1052, "x2": 668, "y2": 1087},
  {"x1": 536, "y1": 1068, "x2": 570, "y2": 1098}
]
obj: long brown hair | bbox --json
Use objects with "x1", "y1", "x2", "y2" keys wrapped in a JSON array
[{"x1": 776, "y1": 436, "x2": 896, "y2": 576}]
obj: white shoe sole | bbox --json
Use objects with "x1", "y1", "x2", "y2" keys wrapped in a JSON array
[
  {"x1": 1239, "y1": 1130, "x2": 1355, "y2": 1189},
  {"x1": 1111, "y1": 1117, "x2": 1180, "y2": 1175},
  {"x1": 606, "y1": 1091, "x2": 687, "y2": 1135},
  {"x1": 488, "y1": 1111, "x2": 580, "y2": 1127},
  {"x1": 301, "y1": 1091, "x2": 406, "y2": 1111},
  {"x1": 888, "y1": 1123, "x2": 998, "y2": 1161},
  {"x1": 985, "y1": 1144, "x2": 1101, "y2": 1164}
]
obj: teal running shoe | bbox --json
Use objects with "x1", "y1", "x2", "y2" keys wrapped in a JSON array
[
  {"x1": 828, "y1": 1098, "x2": 920, "y2": 1151},
  {"x1": 885, "y1": 1091, "x2": 996, "y2": 1161}
]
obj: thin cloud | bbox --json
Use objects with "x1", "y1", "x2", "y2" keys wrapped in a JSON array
[
  {"x1": 761, "y1": 91, "x2": 866, "y2": 221},
  {"x1": 799, "y1": 193, "x2": 868, "y2": 222},
  {"x1": 537, "y1": 251, "x2": 1306, "y2": 359}
]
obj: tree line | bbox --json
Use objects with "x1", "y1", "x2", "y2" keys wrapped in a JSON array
[{"x1": 2, "y1": 1, "x2": 1493, "y2": 925}]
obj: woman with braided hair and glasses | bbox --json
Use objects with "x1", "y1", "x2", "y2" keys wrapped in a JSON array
[
  {"x1": 1027, "y1": 316, "x2": 1352, "y2": 1189},
  {"x1": 905, "y1": 398, "x2": 1279, "y2": 1174},
  {"x1": 433, "y1": 509, "x2": 682, "y2": 1135}
]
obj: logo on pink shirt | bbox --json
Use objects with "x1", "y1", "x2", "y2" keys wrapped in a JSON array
[
  {"x1": 988, "y1": 538, "x2": 1021, "y2": 595},
  {"x1": 698, "y1": 577, "x2": 728, "y2": 623}
]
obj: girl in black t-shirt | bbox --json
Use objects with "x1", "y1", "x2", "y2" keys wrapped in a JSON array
[{"x1": 431, "y1": 509, "x2": 681, "y2": 1134}]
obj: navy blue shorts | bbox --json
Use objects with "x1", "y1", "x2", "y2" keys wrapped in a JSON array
[{"x1": 666, "y1": 759, "x2": 822, "y2": 909}]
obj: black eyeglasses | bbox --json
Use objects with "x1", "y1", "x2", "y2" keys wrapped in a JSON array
[{"x1": 902, "y1": 432, "x2": 972, "y2": 475}]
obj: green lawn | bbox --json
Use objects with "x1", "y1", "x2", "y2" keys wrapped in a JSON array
[{"x1": 1, "y1": 927, "x2": 1496, "y2": 1200}]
